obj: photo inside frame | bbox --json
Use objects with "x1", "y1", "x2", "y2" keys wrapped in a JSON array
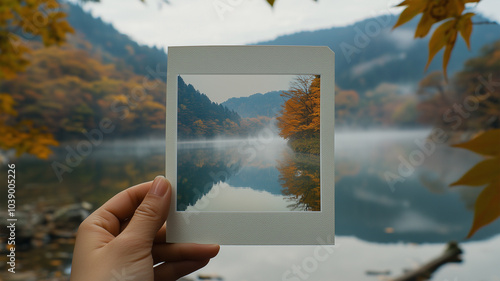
[{"x1": 176, "y1": 74, "x2": 321, "y2": 212}]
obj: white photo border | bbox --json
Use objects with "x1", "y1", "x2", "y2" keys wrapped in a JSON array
[{"x1": 166, "y1": 46, "x2": 335, "y2": 245}]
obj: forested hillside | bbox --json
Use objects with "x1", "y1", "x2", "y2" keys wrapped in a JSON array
[
  {"x1": 177, "y1": 76, "x2": 241, "y2": 139},
  {"x1": 177, "y1": 76, "x2": 273, "y2": 140},
  {"x1": 65, "y1": 3, "x2": 168, "y2": 79},
  {"x1": 0, "y1": 43, "x2": 166, "y2": 141},
  {"x1": 0, "y1": 2, "x2": 169, "y2": 150},
  {"x1": 2, "y1": 2, "x2": 498, "y2": 158}
]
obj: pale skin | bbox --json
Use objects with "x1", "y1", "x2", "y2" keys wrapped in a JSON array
[{"x1": 70, "y1": 176, "x2": 220, "y2": 281}]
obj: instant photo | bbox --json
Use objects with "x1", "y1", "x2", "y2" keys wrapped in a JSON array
[
  {"x1": 166, "y1": 46, "x2": 335, "y2": 244},
  {"x1": 177, "y1": 74, "x2": 321, "y2": 212}
]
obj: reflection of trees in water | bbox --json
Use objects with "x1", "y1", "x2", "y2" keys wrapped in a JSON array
[
  {"x1": 177, "y1": 147, "x2": 242, "y2": 211},
  {"x1": 277, "y1": 151, "x2": 320, "y2": 211},
  {"x1": 13, "y1": 152, "x2": 165, "y2": 209}
]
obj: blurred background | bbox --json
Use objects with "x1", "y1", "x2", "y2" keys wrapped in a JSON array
[{"x1": 1, "y1": 0, "x2": 499, "y2": 280}]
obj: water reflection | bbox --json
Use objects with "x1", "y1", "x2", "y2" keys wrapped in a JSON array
[
  {"x1": 3, "y1": 130, "x2": 500, "y2": 280},
  {"x1": 177, "y1": 142, "x2": 243, "y2": 211},
  {"x1": 176, "y1": 137, "x2": 321, "y2": 212},
  {"x1": 185, "y1": 182, "x2": 291, "y2": 212},
  {"x1": 334, "y1": 129, "x2": 500, "y2": 242},
  {"x1": 278, "y1": 151, "x2": 320, "y2": 211}
]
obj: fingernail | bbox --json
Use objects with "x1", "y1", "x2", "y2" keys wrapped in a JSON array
[{"x1": 150, "y1": 176, "x2": 168, "y2": 197}]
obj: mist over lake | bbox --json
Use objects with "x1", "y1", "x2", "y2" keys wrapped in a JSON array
[
  {"x1": 6, "y1": 129, "x2": 500, "y2": 280},
  {"x1": 11, "y1": 129, "x2": 499, "y2": 243},
  {"x1": 176, "y1": 134, "x2": 320, "y2": 212}
]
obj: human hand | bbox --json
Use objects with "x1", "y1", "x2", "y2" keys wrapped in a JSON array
[{"x1": 70, "y1": 176, "x2": 220, "y2": 281}]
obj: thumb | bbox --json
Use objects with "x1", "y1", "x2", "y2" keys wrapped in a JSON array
[{"x1": 123, "y1": 176, "x2": 171, "y2": 243}]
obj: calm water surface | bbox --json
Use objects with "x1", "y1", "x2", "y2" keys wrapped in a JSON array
[
  {"x1": 2, "y1": 130, "x2": 499, "y2": 280},
  {"x1": 176, "y1": 137, "x2": 320, "y2": 212}
]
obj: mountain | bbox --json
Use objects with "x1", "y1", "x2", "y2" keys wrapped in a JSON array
[
  {"x1": 67, "y1": 2, "x2": 500, "y2": 96},
  {"x1": 66, "y1": 2, "x2": 500, "y2": 96},
  {"x1": 64, "y1": 2, "x2": 168, "y2": 79},
  {"x1": 5, "y1": 3, "x2": 497, "y2": 144},
  {"x1": 177, "y1": 76, "x2": 242, "y2": 139},
  {"x1": 0, "y1": 2, "x2": 171, "y2": 143},
  {"x1": 221, "y1": 90, "x2": 286, "y2": 118},
  {"x1": 256, "y1": 14, "x2": 500, "y2": 93}
]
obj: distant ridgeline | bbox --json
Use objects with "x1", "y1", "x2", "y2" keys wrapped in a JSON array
[
  {"x1": 177, "y1": 76, "x2": 274, "y2": 140},
  {"x1": 6, "y1": 2, "x2": 496, "y2": 151},
  {"x1": 222, "y1": 90, "x2": 287, "y2": 118}
]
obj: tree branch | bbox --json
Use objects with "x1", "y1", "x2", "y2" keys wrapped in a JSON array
[{"x1": 390, "y1": 241, "x2": 463, "y2": 281}]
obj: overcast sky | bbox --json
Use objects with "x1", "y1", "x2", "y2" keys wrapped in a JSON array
[
  {"x1": 181, "y1": 74, "x2": 296, "y2": 103},
  {"x1": 80, "y1": 0, "x2": 500, "y2": 50}
]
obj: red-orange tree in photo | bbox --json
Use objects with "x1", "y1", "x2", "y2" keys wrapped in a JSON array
[{"x1": 277, "y1": 75, "x2": 320, "y2": 154}]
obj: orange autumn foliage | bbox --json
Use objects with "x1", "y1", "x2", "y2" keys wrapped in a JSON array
[
  {"x1": 0, "y1": 93, "x2": 58, "y2": 159},
  {"x1": 277, "y1": 75, "x2": 320, "y2": 140},
  {"x1": 278, "y1": 152, "x2": 321, "y2": 211}
]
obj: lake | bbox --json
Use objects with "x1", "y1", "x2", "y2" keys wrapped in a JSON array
[
  {"x1": 176, "y1": 137, "x2": 320, "y2": 212},
  {"x1": 1, "y1": 129, "x2": 500, "y2": 280}
]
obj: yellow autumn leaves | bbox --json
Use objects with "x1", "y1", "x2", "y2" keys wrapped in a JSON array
[
  {"x1": 0, "y1": 93, "x2": 59, "y2": 159},
  {"x1": 277, "y1": 75, "x2": 321, "y2": 154},
  {"x1": 0, "y1": 0, "x2": 74, "y2": 79},
  {"x1": 393, "y1": 0, "x2": 480, "y2": 79},
  {"x1": 392, "y1": 0, "x2": 500, "y2": 239},
  {"x1": 451, "y1": 129, "x2": 500, "y2": 238}
]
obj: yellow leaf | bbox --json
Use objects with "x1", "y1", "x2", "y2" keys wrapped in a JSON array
[
  {"x1": 0, "y1": 93, "x2": 17, "y2": 116},
  {"x1": 425, "y1": 19, "x2": 456, "y2": 71},
  {"x1": 442, "y1": 29, "x2": 457, "y2": 79},
  {"x1": 458, "y1": 12, "x2": 475, "y2": 49},
  {"x1": 448, "y1": 0, "x2": 467, "y2": 16},
  {"x1": 415, "y1": 0, "x2": 464, "y2": 38},
  {"x1": 415, "y1": 12, "x2": 437, "y2": 38},
  {"x1": 466, "y1": 180, "x2": 500, "y2": 238},
  {"x1": 393, "y1": 0, "x2": 426, "y2": 29},
  {"x1": 451, "y1": 157, "x2": 500, "y2": 187},
  {"x1": 453, "y1": 129, "x2": 500, "y2": 156},
  {"x1": 267, "y1": 0, "x2": 275, "y2": 6}
]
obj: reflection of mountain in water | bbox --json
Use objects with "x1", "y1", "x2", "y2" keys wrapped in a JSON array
[
  {"x1": 228, "y1": 166, "x2": 282, "y2": 195},
  {"x1": 9, "y1": 130, "x2": 500, "y2": 243},
  {"x1": 335, "y1": 130, "x2": 500, "y2": 243},
  {"x1": 177, "y1": 143, "x2": 243, "y2": 211},
  {"x1": 176, "y1": 137, "x2": 320, "y2": 212}
]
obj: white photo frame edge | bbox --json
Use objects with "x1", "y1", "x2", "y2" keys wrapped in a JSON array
[{"x1": 166, "y1": 46, "x2": 335, "y2": 245}]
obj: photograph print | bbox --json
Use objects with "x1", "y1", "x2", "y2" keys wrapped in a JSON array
[{"x1": 177, "y1": 74, "x2": 321, "y2": 212}]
